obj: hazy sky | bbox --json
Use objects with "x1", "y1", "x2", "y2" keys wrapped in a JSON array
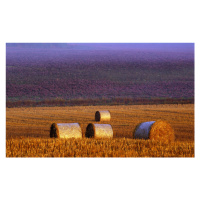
[{"x1": 6, "y1": 43, "x2": 194, "y2": 53}]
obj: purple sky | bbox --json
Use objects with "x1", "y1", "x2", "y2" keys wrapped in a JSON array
[{"x1": 6, "y1": 43, "x2": 194, "y2": 53}]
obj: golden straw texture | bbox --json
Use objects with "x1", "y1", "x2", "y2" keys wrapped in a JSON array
[
  {"x1": 149, "y1": 120, "x2": 174, "y2": 143},
  {"x1": 95, "y1": 110, "x2": 111, "y2": 121},
  {"x1": 50, "y1": 123, "x2": 82, "y2": 139},
  {"x1": 86, "y1": 123, "x2": 113, "y2": 139}
]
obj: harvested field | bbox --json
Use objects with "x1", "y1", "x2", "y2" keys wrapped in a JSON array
[
  {"x1": 6, "y1": 138, "x2": 194, "y2": 157},
  {"x1": 6, "y1": 104, "x2": 194, "y2": 157}
]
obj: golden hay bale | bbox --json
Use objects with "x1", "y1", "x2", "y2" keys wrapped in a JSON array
[
  {"x1": 134, "y1": 120, "x2": 174, "y2": 142},
  {"x1": 95, "y1": 110, "x2": 111, "y2": 122},
  {"x1": 50, "y1": 123, "x2": 82, "y2": 139},
  {"x1": 85, "y1": 123, "x2": 113, "y2": 139},
  {"x1": 50, "y1": 123, "x2": 59, "y2": 138}
]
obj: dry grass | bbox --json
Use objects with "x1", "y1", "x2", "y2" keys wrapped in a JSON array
[
  {"x1": 6, "y1": 138, "x2": 194, "y2": 157},
  {"x1": 6, "y1": 104, "x2": 194, "y2": 157}
]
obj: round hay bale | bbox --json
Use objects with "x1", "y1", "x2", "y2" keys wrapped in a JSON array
[
  {"x1": 95, "y1": 110, "x2": 111, "y2": 122},
  {"x1": 134, "y1": 120, "x2": 174, "y2": 142},
  {"x1": 50, "y1": 123, "x2": 59, "y2": 138},
  {"x1": 50, "y1": 123, "x2": 82, "y2": 139},
  {"x1": 85, "y1": 123, "x2": 113, "y2": 139}
]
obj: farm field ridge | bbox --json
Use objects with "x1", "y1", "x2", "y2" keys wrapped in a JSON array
[{"x1": 6, "y1": 104, "x2": 194, "y2": 157}]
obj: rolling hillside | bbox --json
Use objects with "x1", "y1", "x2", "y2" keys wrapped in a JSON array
[{"x1": 6, "y1": 44, "x2": 194, "y2": 106}]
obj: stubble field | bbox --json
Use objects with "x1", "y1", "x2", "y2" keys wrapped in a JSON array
[{"x1": 6, "y1": 104, "x2": 194, "y2": 157}]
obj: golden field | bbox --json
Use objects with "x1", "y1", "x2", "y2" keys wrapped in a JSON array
[{"x1": 6, "y1": 104, "x2": 194, "y2": 157}]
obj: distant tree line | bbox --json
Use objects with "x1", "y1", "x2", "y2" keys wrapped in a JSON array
[{"x1": 6, "y1": 97, "x2": 194, "y2": 108}]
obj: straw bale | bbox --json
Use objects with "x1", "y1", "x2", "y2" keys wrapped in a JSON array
[
  {"x1": 150, "y1": 120, "x2": 174, "y2": 142},
  {"x1": 50, "y1": 123, "x2": 59, "y2": 138},
  {"x1": 134, "y1": 121, "x2": 155, "y2": 139},
  {"x1": 95, "y1": 110, "x2": 111, "y2": 121},
  {"x1": 50, "y1": 123, "x2": 82, "y2": 139},
  {"x1": 86, "y1": 123, "x2": 113, "y2": 139},
  {"x1": 134, "y1": 120, "x2": 174, "y2": 142}
]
